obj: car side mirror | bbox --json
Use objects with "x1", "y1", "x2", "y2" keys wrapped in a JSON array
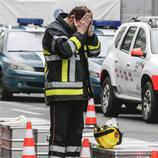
[{"x1": 131, "y1": 48, "x2": 144, "y2": 57}]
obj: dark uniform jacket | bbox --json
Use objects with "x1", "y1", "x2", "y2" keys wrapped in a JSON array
[{"x1": 42, "y1": 13, "x2": 101, "y2": 105}]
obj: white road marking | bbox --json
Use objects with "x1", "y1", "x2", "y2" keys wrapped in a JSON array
[
  {"x1": 27, "y1": 107, "x2": 49, "y2": 111},
  {"x1": 119, "y1": 114, "x2": 142, "y2": 117},
  {"x1": 0, "y1": 101, "x2": 35, "y2": 108},
  {"x1": 10, "y1": 108, "x2": 43, "y2": 116},
  {"x1": 0, "y1": 101, "x2": 49, "y2": 111}
]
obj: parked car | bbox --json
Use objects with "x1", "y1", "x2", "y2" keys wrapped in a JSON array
[
  {"x1": 100, "y1": 16, "x2": 158, "y2": 123},
  {"x1": 0, "y1": 18, "x2": 45, "y2": 100},
  {"x1": 88, "y1": 57, "x2": 104, "y2": 103},
  {"x1": 89, "y1": 20, "x2": 118, "y2": 103}
]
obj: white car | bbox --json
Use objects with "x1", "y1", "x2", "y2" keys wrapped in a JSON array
[
  {"x1": 89, "y1": 26, "x2": 116, "y2": 103},
  {"x1": 100, "y1": 17, "x2": 158, "y2": 123}
]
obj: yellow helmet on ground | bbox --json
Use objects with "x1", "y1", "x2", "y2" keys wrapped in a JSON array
[{"x1": 94, "y1": 124, "x2": 123, "y2": 149}]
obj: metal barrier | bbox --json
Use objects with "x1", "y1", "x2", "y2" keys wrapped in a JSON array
[
  {"x1": 0, "y1": 117, "x2": 50, "y2": 158},
  {"x1": 91, "y1": 138, "x2": 158, "y2": 158}
]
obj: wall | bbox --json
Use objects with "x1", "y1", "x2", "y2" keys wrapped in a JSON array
[
  {"x1": 121, "y1": 0, "x2": 152, "y2": 23},
  {"x1": 0, "y1": 0, "x2": 120, "y2": 26},
  {"x1": 152, "y1": 0, "x2": 158, "y2": 16}
]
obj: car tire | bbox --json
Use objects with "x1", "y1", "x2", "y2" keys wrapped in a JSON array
[
  {"x1": 142, "y1": 81, "x2": 158, "y2": 123},
  {"x1": 0, "y1": 76, "x2": 13, "y2": 101},
  {"x1": 101, "y1": 77, "x2": 122, "y2": 117}
]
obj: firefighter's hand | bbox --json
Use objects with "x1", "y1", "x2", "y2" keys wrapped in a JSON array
[
  {"x1": 87, "y1": 12, "x2": 93, "y2": 37},
  {"x1": 87, "y1": 19, "x2": 93, "y2": 37},
  {"x1": 74, "y1": 13, "x2": 92, "y2": 35}
]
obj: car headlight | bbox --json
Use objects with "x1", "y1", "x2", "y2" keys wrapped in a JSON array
[
  {"x1": 90, "y1": 70, "x2": 100, "y2": 78},
  {"x1": 9, "y1": 63, "x2": 35, "y2": 71}
]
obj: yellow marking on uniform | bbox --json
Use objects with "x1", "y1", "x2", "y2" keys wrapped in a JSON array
[
  {"x1": 62, "y1": 60, "x2": 68, "y2": 82},
  {"x1": 84, "y1": 45, "x2": 87, "y2": 51},
  {"x1": 43, "y1": 49, "x2": 50, "y2": 55},
  {"x1": 88, "y1": 41, "x2": 101, "y2": 50},
  {"x1": 69, "y1": 37, "x2": 81, "y2": 50},
  {"x1": 45, "y1": 89, "x2": 83, "y2": 96}
]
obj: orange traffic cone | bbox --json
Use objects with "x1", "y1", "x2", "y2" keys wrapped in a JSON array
[
  {"x1": 80, "y1": 138, "x2": 91, "y2": 158},
  {"x1": 22, "y1": 121, "x2": 36, "y2": 158},
  {"x1": 85, "y1": 98, "x2": 96, "y2": 127},
  {"x1": 151, "y1": 150, "x2": 158, "y2": 158}
]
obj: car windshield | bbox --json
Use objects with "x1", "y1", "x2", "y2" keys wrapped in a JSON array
[
  {"x1": 98, "y1": 35, "x2": 113, "y2": 57},
  {"x1": 151, "y1": 29, "x2": 158, "y2": 54},
  {"x1": 6, "y1": 31, "x2": 43, "y2": 52}
]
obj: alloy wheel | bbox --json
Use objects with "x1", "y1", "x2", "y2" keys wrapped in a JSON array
[
  {"x1": 143, "y1": 89, "x2": 151, "y2": 120},
  {"x1": 102, "y1": 83, "x2": 110, "y2": 114}
]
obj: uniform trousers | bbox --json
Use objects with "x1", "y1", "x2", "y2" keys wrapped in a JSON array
[{"x1": 49, "y1": 100, "x2": 87, "y2": 158}]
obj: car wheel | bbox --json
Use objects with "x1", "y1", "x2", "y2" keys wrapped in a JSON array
[
  {"x1": 0, "y1": 76, "x2": 13, "y2": 100},
  {"x1": 142, "y1": 81, "x2": 158, "y2": 123},
  {"x1": 101, "y1": 77, "x2": 122, "y2": 117}
]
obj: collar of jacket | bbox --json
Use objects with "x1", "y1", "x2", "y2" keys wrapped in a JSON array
[{"x1": 56, "y1": 13, "x2": 75, "y2": 35}]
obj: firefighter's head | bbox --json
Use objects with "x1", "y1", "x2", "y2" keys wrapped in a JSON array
[{"x1": 66, "y1": 6, "x2": 93, "y2": 32}]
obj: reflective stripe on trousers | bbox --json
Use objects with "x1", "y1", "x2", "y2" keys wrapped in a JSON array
[
  {"x1": 49, "y1": 145, "x2": 66, "y2": 158},
  {"x1": 49, "y1": 145, "x2": 81, "y2": 158},
  {"x1": 65, "y1": 146, "x2": 81, "y2": 157}
]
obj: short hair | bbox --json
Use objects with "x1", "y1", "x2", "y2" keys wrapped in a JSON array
[{"x1": 68, "y1": 6, "x2": 91, "y2": 20}]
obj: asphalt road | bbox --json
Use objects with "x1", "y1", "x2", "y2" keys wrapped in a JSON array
[{"x1": 0, "y1": 94, "x2": 158, "y2": 143}]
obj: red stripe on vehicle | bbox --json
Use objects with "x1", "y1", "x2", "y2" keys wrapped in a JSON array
[{"x1": 151, "y1": 75, "x2": 158, "y2": 90}]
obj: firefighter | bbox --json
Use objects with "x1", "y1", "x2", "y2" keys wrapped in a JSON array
[{"x1": 42, "y1": 6, "x2": 100, "y2": 158}]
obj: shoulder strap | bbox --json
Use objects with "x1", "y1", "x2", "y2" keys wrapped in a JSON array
[{"x1": 47, "y1": 21, "x2": 68, "y2": 36}]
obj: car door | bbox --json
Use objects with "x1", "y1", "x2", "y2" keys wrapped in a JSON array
[
  {"x1": 126, "y1": 28, "x2": 146, "y2": 96},
  {"x1": 115, "y1": 26, "x2": 138, "y2": 95}
]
